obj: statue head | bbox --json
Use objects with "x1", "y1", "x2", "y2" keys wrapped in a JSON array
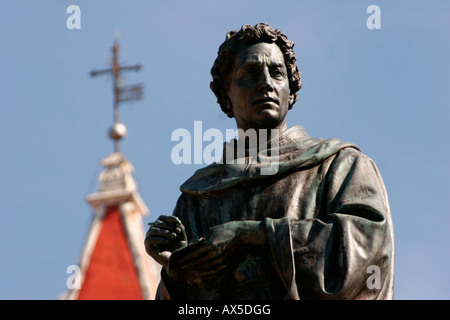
[{"x1": 210, "y1": 23, "x2": 302, "y2": 119}]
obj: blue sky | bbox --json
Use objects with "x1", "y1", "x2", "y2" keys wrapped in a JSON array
[{"x1": 1, "y1": 0, "x2": 449, "y2": 299}]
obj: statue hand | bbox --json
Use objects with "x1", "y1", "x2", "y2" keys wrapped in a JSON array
[
  {"x1": 175, "y1": 221, "x2": 266, "y2": 279},
  {"x1": 144, "y1": 215, "x2": 187, "y2": 270}
]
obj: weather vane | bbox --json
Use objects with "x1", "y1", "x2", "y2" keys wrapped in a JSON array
[{"x1": 90, "y1": 35, "x2": 143, "y2": 153}]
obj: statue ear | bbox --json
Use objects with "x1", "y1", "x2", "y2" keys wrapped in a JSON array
[
  {"x1": 222, "y1": 95, "x2": 234, "y2": 118},
  {"x1": 288, "y1": 94, "x2": 295, "y2": 110}
]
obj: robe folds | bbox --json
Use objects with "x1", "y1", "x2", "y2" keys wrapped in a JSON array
[{"x1": 157, "y1": 125, "x2": 394, "y2": 300}]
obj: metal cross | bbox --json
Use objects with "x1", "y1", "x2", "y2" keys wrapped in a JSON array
[{"x1": 90, "y1": 38, "x2": 143, "y2": 153}]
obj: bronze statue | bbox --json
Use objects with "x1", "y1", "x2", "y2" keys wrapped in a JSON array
[{"x1": 145, "y1": 23, "x2": 394, "y2": 300}]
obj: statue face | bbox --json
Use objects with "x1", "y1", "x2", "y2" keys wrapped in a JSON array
[{"x1": 226, "y1": 42, "x2": 292, "y2": 131}]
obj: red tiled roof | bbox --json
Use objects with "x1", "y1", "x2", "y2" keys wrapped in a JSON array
[{"x1": 77, "y1": 205, "x2": 144, "y2": 300}]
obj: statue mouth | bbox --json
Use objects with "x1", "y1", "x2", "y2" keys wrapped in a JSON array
[{"x1": 253, "y1": 96, "x2": 278, "y2": 108}]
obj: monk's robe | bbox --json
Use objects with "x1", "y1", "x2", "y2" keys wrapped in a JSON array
[{"x1": 157, "y1": 125, "x2": 394, "y2": 300}]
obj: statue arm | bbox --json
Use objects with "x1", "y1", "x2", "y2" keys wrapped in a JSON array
[{"x1": 265, "y1": 148, "x2": 394, "y2": 299}]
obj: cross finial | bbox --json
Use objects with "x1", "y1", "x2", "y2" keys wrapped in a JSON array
[{"x1": 90, "y1": 35, "x2": 143, "y2": 153}]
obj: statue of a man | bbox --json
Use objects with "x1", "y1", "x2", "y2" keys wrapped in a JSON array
[{"x1": 145, "y1": 23, "x2": 394, "y2": 300}]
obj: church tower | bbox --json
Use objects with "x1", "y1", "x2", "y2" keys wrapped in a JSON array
[{"x1": 65, "y1": 39, "x2": 160, "y2": 299}]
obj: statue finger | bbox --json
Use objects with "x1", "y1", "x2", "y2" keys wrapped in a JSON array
[
  {"x1": 145, "y1": 236, "x2": 174, "y2": 246},
  {"x1": 196, "y1": 250, "x2": 226, "y2": 269},
  {"x1": 149, "y1": 220, "x2": 181, "y2": 234},
  {"x1": 176, "y1": 245, "x2": 210, "y2": 265},
  {"x1": 158, "y1": 215, "x2": 184, "y2": 227},
  {"x1": 179, "y1": 247, "x2": 219, "y2": 270},
  {"x1": 146, "y1": 227, "x2": 178, "y2": 239}
]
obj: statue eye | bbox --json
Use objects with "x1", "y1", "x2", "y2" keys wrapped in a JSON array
[
  {"x1": 271, "y1": 67, "x2": 284, "y2": 77},
  {"x1": 241, "y1": 66, "x2": 258, "y2": 79}
]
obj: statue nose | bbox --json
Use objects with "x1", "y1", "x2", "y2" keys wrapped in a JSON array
[{"x1": 257, "y1": 68, "x2": 274, "y2": 92}]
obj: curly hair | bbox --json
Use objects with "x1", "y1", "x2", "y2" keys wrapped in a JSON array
[{"x1": 210, "y1": 23, "x2": 302, "y2": 118}]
